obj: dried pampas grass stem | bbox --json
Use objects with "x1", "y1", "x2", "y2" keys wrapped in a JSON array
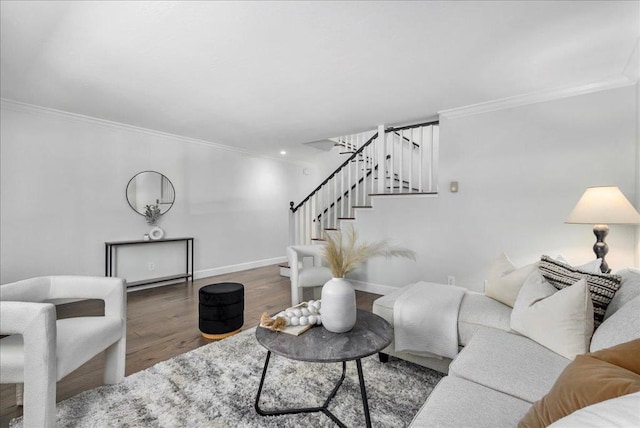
[{"x1": 322, "y1": 225, "x2": 415, "y2": 278}]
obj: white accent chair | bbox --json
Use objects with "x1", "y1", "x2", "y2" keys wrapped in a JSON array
[
  {"x1": 287, "y1": 245, "x2": 332, "y2": 307},
  {"x1": 0, "y1": 276, "x2": 127, "y2": 428}
]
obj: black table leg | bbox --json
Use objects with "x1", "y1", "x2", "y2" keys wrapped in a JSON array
[
  {"x1": 254, "y1": 350, "x2": 272, "y2": 416},
  {"x1": 255, "y1": 351, "x2": 362, "y2": 428},
  {"x1": 356, "y1": 358, "x2": 372, "y2": 428}
]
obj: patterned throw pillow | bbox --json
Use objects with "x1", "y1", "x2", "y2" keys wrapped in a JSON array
[{"x1": 539, "y1": 255, "x2": 621, "y2": 327}]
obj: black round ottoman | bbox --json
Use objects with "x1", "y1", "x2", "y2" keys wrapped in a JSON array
[{"x1": 199, "y1": 282, "x2": 244, "y2": 340}]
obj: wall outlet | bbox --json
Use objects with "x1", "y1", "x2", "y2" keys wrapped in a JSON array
[
  {"x1": 148, "y1": 262, "x2": 155, "y2": 271},
  {"x1": 447, "y1": 276, "x2": 455, "y2": 286}
]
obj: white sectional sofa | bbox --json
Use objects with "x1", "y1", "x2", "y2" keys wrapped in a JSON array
[{"x1": 372, "y1": 266, "x2": 640, "y2": 427}]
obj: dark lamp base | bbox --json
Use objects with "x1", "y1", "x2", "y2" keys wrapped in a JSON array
[{"x1": 592, "y1": 224, "x2": 611, "y2": 274}]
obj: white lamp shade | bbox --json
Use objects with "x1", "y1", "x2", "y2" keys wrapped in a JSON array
[{"x1": 566, "y1": 186, "x2": 640, "y2": 225}]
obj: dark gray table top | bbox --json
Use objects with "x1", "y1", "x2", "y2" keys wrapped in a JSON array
[{"x1": 255, "y1": 309, "x2": 393, "y2": 363}]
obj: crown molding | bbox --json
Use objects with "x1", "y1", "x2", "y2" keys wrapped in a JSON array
[
  {"x1": 0, "y1": 98, "x2": 309, "y2": 166},
  {"x1": 438, "y1": 75, "x2": 636, "y2": 120}
]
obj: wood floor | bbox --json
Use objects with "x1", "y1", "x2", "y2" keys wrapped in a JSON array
[{"x1": 0, "y1": 265, "x2": 381, "y2": 427}]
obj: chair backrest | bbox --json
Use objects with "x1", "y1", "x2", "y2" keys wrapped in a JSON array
[
  {"x1": 287, "y1": 244, "x2": 326, "y2": 268},
  {"x1": 1, "y1": 276, "x2": 126, "y2": 319},
  {"x1": 0, "y1": 277, "x2": 53, "y2": 302}
]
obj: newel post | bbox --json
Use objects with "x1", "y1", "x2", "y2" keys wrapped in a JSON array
[{"x1": 288, "y1": 201, "x2": 295, "y2": 246}]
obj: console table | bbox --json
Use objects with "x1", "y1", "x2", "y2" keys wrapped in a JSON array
[{"x1": 105, "y1": 237, "x2": 194, "y2": 288}]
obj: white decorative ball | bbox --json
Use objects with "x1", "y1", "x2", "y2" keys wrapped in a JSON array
[
  {"x1": 308, "y1": 300, "x2": 315, "y2": 308},
  {"x1": 307, "y1": 315, "x2": 316, "y2": 325},
  {"x1": 299, "y1": 316, "x2": 308, "y2": 325},
  {"x1": 290, "y1": 316, "x2": 300, "y2": 326},
  {"x1": 284, "y1": 317, "x2": 291, "y2": 326},
  {"x1": 301, "y1": 308, "x2": 310, "y2": 316},
  {"x1": 293, "y1": 309, "x2": 302, "y2": 317},
  {"x1": 286, "y1": 311, "x2": 295, "y2": 318}
]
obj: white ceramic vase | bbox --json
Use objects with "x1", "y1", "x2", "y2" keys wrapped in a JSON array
[
  {"x1": 149, "y1": 226, "x2": 164, "y2": 240},
  {"x1": 321, "y1": 277, "x2": 357, "y2": 333}
]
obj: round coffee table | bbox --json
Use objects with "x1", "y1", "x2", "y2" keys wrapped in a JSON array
[{"x1": 254, "y1": 309, "x2": 393, "y2": 428}]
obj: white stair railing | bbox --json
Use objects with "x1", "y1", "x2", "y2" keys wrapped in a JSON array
[{"x1": 289, "y1": 121, "x2": 439, "y2": 245}]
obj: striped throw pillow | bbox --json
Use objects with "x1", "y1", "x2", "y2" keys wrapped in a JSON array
[{"x1": 539, "y1": 255, "x2": 621, "y2": 328}]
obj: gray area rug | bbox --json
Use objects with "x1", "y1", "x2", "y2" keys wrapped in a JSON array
[{"x1": 10, "y1": 328, "x2": 443, "y2": 427}]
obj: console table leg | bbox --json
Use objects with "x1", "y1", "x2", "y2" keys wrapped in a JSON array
[{"x1": 356, "y1": 358, "x2": 372, "y2": 428}]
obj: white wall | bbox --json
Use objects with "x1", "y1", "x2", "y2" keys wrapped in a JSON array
[
  {"x1": 347, "y1": 85, "x2": 639, "y2": 292},
  {"x1": 0, "y1": 101, "x2": 317, "y2": 284},
  {"x1": 2, "y1": 84, "x2": 637, "y2": 289}
]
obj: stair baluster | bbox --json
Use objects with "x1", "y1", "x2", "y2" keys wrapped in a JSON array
[{"x1": 289, "y1": 121, "x2": 438, "y2": 245}]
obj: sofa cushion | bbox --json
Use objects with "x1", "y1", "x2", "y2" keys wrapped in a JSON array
[
  {"x1": 457, "y1": 292, "x2": 511, "y2": 346},
  {"x1": 591, "y1": 294, "x2": 640, "y2": 352},
  {"x1": 518, "y1": 339, "x2": 640, "y2": 428},
  {"x1": 372, "y1": 286, "x2": 409, "y2": 327},
  {"x1": 538, "y1": 255, "x2": 621, "y2": 327},
  {"x1": 410, "y1": 375, "x2": 531, "y2": 428},
  {"x1": 510, "y1": 271, "x2": 593, "y2": 360},
  {"x1": 449, "y1": 328, "x2": 570, "y2": 403},
  {"x1": 485, "y1": 253, "x2": 538, "y2": 307},
  {"x1": 605, "y1": 267, "x2": 640, "y2": 319}
]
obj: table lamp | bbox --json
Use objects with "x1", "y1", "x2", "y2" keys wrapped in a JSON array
[{"x1": 566, "y1": 186, "x2": 640, "y2": 273}]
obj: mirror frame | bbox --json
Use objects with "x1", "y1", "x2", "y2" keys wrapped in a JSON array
[{"x1": 126, "y1": 171, "x2": 175, "y2": 216}]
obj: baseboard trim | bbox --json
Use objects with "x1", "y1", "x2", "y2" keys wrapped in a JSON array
[
  {"x1": 349, "y1": 279, "x2": 399, "y2": 296},
  {"x1": 195, "y1": 256, "x2": 287, "y2": 279}
]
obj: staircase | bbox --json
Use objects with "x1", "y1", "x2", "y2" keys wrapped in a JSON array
[{"x1": 289, "y1": 121, "x2": 439, "y2": 246}]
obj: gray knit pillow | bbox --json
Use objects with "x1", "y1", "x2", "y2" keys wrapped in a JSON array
[{"x1": 539, "y1": 255, "x2": 621, "y2": 327}]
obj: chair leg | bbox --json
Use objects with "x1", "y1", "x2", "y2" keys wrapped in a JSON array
[
  {"x1": 22, "y1": 375, "x2": 56, "y2": 428},
  {"x1": 103, "y1": 338, "x2": 126, "y2": 384},
  {"x1": 291, "y1": 286, "x2": 302, "y2": 307}
]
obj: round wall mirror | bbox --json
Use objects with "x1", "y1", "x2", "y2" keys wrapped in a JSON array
[{"x1": 126, "y1": 171, "x2": 175, "y2": 216}]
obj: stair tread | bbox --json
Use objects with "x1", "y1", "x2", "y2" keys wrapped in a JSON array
[
  {"x1": 387, "y1": 186, "x2": 420, "y2": 191},
  {"x1": 369, "y1": 191, "x2": 437, "y2": 196}
]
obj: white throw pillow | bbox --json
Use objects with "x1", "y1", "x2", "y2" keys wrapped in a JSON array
[
  {"x1": 485, "y1": 253, "x2": 537, "y2": 307},
  {"x1": 510, "y1": 271, "x2": 594, "y2": 360},
  {"x1": 548, "y1": 391, "x2": 640, "y2": 427},
  {"x1": 555, "y1": 255, "x2": 602, "y2": 274}
]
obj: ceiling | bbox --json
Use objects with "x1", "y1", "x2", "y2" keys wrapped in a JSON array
[{"x1": 1, "y1": 1, "x2": 638, "y2": 162}]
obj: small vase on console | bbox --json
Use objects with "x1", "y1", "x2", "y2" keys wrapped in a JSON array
[
  {"x1": 321, "y1": 277, "x2": 357, "y2": 333},
  {"x1": 149, "y1": 226, "x2": 164, "y2": 240}
]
